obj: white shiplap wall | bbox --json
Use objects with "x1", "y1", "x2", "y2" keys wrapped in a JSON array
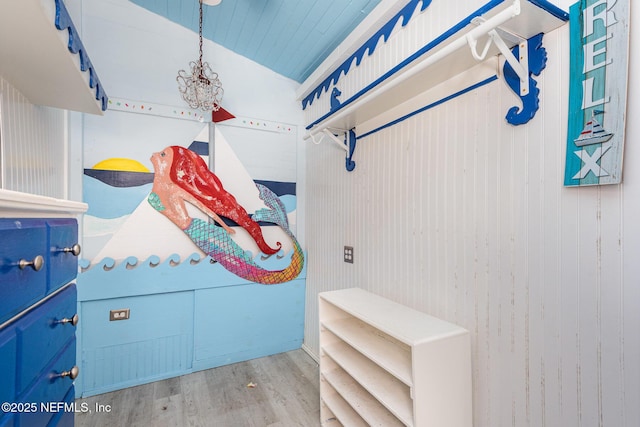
[
  {"x1": 0, "y1": 76, "x2": 67, "y2": 198},
  {"x1": 304, "y1": 21, "x2": 640, "y2": 427}
]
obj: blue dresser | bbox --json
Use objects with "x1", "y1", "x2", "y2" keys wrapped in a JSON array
[{"x1": 0, "y1": 217, "x2": 81, "y2": 427}]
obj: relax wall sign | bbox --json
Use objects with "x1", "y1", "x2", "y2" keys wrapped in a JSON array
[{"x1": 564, "y1": 0, "x2": 629, "y2": 186}]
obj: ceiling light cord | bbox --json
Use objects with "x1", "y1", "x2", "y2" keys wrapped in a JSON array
[{"x1": 176, "y1": 0, "x2": 224, "y2": 112}]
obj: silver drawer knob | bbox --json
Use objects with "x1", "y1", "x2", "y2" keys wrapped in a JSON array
[
  {"x1": 60, "y1": 366, "x2": 79, "y2": 380},
  {"x1": 57, "y1": 313, "x2": 79, "y2": 327},
  {"x1": 62, "y1": 244, "x2": 81, "y2": 256},
  {"x1": 19, "y1": 255, "x2": 44, "y2": 271}
]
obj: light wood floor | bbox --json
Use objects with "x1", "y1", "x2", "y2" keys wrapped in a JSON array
[{"x1": 75, "y1": 349, "x2": 320, "y2": 427}]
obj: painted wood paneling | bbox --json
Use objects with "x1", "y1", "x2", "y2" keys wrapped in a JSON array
[
  {"x1": 79, "y1": 291, "x2": 194, "y2": 396},
  {"x1": 76, "y1": 252, "x2": 307, "y2": 397},
  {"x1": 192, "y1": 281, "x2": 305, "y2": 371},
  {"x1": 0, "y1": 76, "x2": 66, "y2": 198},
  {"x1": 303, "y1": 22, "x2": 640, "y2": 427},
  {"x1": 130, "y1": 0, "x2": 382, "y2": 83}
]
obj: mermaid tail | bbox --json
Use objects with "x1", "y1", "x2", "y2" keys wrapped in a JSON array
[{"x1": 183, "y1": 184, "x2": 303, "y2": 284}]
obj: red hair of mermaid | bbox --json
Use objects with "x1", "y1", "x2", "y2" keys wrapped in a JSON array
[{"x1": 168, "y1": 145, "x2": 281, "y2": 255}]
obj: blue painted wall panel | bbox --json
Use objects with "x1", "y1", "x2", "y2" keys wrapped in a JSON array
[
  {"x1": 80, "y1": 292, "x2": 194, "y2": 348},
  {"x1": 77, "y1": 261, "x2": 306, "y2": 396},
  {"x1": 78, "y1": 292, "x2": 194, "y2": 396},
  {"x1": 193, "y1": 280, "x2": 305, "y2": 370}
]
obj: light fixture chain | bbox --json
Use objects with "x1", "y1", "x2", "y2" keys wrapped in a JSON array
[
  {"x1": 198, "y1": 0, "x2": 203, "y2": 65},
  {"x1": 176, "y1": 0, "x2": 223, "y2": 112}
]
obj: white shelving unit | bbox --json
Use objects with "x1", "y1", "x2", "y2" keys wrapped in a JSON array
[{"x1": 319, "y1": 288, "x2": 472, "y2": 427}]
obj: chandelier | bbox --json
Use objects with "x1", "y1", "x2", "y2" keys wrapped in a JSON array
[{"x1": 176, "y1": 0, "x2": 223, "y2": 112}]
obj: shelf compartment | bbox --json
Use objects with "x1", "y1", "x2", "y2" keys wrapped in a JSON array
[
  {"x1": 322, "y1": 366, "x2": 405, "y2": 427},
  {"x1": 322, "y1": 336, "x2": 413, "y2": 426},
  {"x1": 321, "y1": 315, "x2": 412, "y2": 386},
  {"x1": 321, "y1": 382, "x2": 367, "y2": 427}
]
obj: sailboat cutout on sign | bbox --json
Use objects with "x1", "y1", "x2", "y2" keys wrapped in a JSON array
[{"x1": 574, "y1": 110, "x2": 613, "y2": 147}]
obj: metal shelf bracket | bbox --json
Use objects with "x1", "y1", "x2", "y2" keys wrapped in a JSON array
[{"x1": 307, "y1": 128, "x2": 357, "y2": 172}]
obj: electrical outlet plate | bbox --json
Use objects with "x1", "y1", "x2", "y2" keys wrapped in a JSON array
[
  {"x1": 344, "y1": 246, "x2": 354, "y2": 263},
  {"x1": 109, "y1": 308, "x2": 130, "y2": 321}
]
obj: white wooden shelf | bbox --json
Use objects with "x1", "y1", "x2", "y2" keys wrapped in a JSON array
[
  {"x1": 303, "y1": 0, "x2": 569, "y2": 171},
  {"x1": 321, "y1": 317, "x2": 412, "y2": 386},
  {"x1": 323, "y1": 365, "x2": 405, "y2": 427},
  {"x1": 319, "y1": 288, "x2": 472, "y2": 427},
  {"x1": 304, "y1": 0, "x2": 568, "y2": 137},
  {"x1": 323, "y1": 338, "x2": 413, "y2": 425},
  {"x1": 322, "y1": 386, "x2": 368, "y2": 427},
  {"x1": 0, "y1": 0, "x2": 107, "y2": 114}
]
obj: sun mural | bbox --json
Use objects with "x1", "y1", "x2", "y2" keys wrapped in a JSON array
[{"x1": 92, "y1": 158, "x2": 151, "y2": 173}]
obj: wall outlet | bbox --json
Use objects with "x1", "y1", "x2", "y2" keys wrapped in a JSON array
[
  {"x1": 344, "y1": 246, "x2": 354, "y2": 263},
  {"x1": 109, "y1": 308, "x2": 130, "y2": 321}
]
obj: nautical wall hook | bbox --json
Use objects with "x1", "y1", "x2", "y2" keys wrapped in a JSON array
[
  {"x1": 502, "y1": 32, "x2": 547, "y2": 125},
  {"x1": 466, "y1": 22, "x2": 547, "y2": 125},
  {"x1": 345, "y1": 129, "x2": 357, "y2": 172}
]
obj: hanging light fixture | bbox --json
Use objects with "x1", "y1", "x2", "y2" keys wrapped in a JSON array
[{"x1": 177, "y1": 0, "x2": 223, "y2": 112}]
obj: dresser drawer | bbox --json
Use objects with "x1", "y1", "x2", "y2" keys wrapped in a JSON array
[
  {"x1": 47, "y1": 386, "x2": 75, "y2": 427},
  {"x1": 16, "y1": 284, "x2": 78, "y2": 395},
  {"x1": 0, "y1": 412, "x2": 14, "y2": 427},
  {"x1": 0, "y1": 327, "x2": 17, "y2": 419},
  {"x1": 16, "y1": 338, "x2": 76, "y2": 427},
  {"x1": 0, "y1": 219, "x2": 49, "y2": 324},
  {"x1": 46, "y1": 219, "x2": 80, "y2": 294}
]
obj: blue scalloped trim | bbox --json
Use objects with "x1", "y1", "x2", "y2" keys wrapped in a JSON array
[
  {"x1": 79, "y1": 253, "x2": 207, "y2": 272},
  {"x1": 79, "y1": 250, "x2": 304, "y2": 276},
  {"x1": 54, "y1": 0, "x2": 108, "y2": 111},
  {"x1": 301, "y1": 0, "x2": 432, "y2": 110}
]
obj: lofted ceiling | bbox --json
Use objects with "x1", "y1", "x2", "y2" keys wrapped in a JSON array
[{"x1": 129, "y1": 0, "x2": 383, "y2": 83}]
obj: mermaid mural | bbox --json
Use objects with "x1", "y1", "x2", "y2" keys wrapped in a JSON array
[{"x1": 148, "y1": 145, "x2": 303, "y2": 285}]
